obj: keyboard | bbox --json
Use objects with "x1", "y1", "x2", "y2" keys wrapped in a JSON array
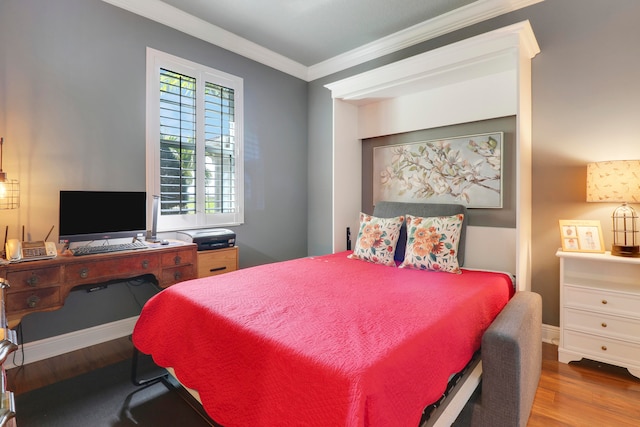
[{"x1": 71, "y1": 240, "x2": 148, "y2": 256}]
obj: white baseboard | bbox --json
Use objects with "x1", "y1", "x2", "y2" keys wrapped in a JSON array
[
  {"x1": 6, "y1": 316, "x2": 139, "y2": 369},
  {"x1": 542, "y1": 323, "x2": 560, "y2": 346},
  {"x1": 6, "y1": 319, "x2": 561, "y2": 370}
]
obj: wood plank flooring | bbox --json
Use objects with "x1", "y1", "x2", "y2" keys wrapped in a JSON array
[
  {"x1": 6, "y1": 336, "x2": 133, "y2": 396},
  {"x1": 7, "y1": 340, "x2": 640, "y2": 426},
  {"x1": 528, "y1": 344, "x2": 640, "y2": 426}
]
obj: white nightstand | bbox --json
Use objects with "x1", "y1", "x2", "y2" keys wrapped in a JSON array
[{"x1": 556, "y1": 250, "x2": 640, "y2": 378}]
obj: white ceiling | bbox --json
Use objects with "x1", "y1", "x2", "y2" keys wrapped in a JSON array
[
  {"x1": 159, "y1": 0, "x2": 477, "y2": 66},
  {"x1": 103, "y1": 0, "x2": 543, "y2": 81}
]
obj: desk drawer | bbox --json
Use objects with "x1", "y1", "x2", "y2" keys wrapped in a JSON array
[
  {"x1": 160, "y1": 248, "x2": 195, "y2": 268},
  {"x1": 197, "y1": 248, "x2": 238, "y2": 278},
  {"x1": 65, "y1": 255, "x2": 159, "y2": 283},
  {"x1": 6, "y1": 287, "x2": 61, "y2": 312},
  {"x1": 159, "y1": 265, "x2": 196, "y2": 288},
  {"x1": 6, "y1": 266, "x2": 61, "y2": 289}
]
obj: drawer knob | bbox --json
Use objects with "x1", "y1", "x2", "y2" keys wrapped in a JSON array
[
  {"x1": 174, "y1": 256, "x2": 182, "y2": 265},
  {"x1": 601, "y1": 322, "x2": 607, "y2": 328},
  {"x1": 174, "y1": 271, "x2": 182, "y2": 281},
  {"x1": 27, "y1": 295, "x2": 41, "y2": 308},
  {"x1": 27, "y1": 274, "x2": 39, "y2": 287},
  {"x1": 601, "y1": 345, "x2": 607, "y2": 351},
  {"x1": 142, "y1": 260, "x2": 149, "y2": 269},
  {"x1": 601, "y1": 300, "x2": 608, "y2": 305},
  {"x1": 79, "y1": 268, "x2": 89, "y2": 279}
]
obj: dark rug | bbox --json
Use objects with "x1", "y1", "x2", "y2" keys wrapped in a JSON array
[
  {"x1": 15, "y1": 355, "x2": 475, "y2": 427},
  {"x1": 15, "y1": 356, "x2": 214, "y2": 427}
]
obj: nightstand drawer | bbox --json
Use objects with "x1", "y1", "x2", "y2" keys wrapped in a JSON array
[
  {"x1": 564, "y1": 308, "x2": 640, "y2": 341},
  {"x1": 197, "y1": 247, "x2": 238, "y2": 278},
  {"x1": 563, "y1": 329, "x2": 640, "y2": 366},
  {"x1": 564, "y1": 285, "x2": 640, "y2": 318}
]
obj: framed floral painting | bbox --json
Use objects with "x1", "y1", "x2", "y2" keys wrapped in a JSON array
[{"x1": 373, "y1": 132, "x2": 503, "y2": 208}]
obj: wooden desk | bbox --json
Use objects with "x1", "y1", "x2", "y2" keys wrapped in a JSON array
[{"x1": 0, "y1": 243, "x2": 197, "y2": 328}]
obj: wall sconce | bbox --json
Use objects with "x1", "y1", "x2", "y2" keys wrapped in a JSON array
[
  {"x1": 0, "y1": 137, "x2": 20, "y2": 210},
  {"x1": 586, "y1": 160, "x2": 640, "y2": 257}
]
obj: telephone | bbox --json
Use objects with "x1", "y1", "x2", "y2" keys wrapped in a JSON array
[{"x1": 5, "y1": 239, "x2": 57, "y2": 262}]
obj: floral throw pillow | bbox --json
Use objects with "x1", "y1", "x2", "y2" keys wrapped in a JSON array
[
  {"x1": 399, "y1": 214, "x2": 464, "y2": 274},
  {"x1": 348, "y1": 213, "x2": 404, "y2": 266}
]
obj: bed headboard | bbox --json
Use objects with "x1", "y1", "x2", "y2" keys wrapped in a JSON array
[{"x1": 372, "y1": 201, "x2": 468, "y2": 266}]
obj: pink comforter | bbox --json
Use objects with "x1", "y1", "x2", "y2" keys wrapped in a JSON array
[{"x1": 133, "y1": 251, "x2": 513, "y2": 426}]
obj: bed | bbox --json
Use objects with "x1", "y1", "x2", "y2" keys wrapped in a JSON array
[{"x1": 132, "y1": 202, "x2": 541, "y2": 426}]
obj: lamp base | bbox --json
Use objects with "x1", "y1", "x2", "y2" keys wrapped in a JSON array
[{"x1": 612, "y1": 244, "x2": 640, "y2": 257}]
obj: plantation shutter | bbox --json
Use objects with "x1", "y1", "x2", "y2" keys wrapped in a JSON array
[
  {"x1": 204, "y1": 83, "x2": 236, "y2": 214},
  {"x1": 159, "y1": 71, "x2": 238, "y2": 216},
  {"x1": 159, "y1": 68, "x2": 197, "y2": 215}
]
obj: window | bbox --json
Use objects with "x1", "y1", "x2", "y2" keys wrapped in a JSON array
[{"x1": 146, "y1": 48, "x2": 244, "y2": 231}]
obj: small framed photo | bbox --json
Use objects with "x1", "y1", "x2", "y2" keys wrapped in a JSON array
[{"x1": 558, "y1": 220, "x2": 605, "y2": 253}]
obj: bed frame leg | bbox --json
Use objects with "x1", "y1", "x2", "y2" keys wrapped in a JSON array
[
  {"x1": 130, "y1": 346, "x2": 168, "y2": 387},
  {"x1": 130, "y1": 347, "x2": 220, "y2": 426}
]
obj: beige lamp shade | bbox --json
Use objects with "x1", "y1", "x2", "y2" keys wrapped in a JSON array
[{"x1": 586, "y1": 160, "x2": 640, "y2": 203}]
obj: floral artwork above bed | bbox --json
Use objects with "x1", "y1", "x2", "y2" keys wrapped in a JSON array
[{"x1": 373, "y1": 132, "x2": 503, "y2": 208}]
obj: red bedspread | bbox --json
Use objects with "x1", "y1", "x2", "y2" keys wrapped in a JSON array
[{"x1": 133, "y1": 251, "x2": 513, "y2": 427}]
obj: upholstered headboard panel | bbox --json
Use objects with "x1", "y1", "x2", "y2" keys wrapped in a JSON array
[{"x1": 372, "y1": 201, "x2": 468, "y2": 266}]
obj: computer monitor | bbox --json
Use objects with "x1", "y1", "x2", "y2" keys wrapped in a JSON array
[{"x1": 58, "y1": 191, "x2": 147, "y2": 243}]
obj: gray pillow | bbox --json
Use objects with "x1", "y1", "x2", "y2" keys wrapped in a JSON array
[{"x1": 372, "y1": 201, "x2": 468, "y2": 266}]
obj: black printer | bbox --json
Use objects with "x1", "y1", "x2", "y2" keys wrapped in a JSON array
[{"x1": 175, "y1": 228, "x2": 236, "y2": 251}]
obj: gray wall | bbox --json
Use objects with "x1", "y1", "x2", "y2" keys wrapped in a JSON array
[
  {"x1": 0, "y1": 0, "x2": 308, "y2": 341},
  {"x1": 308, "y1": 0, "x2": 640, "y2": 327}
]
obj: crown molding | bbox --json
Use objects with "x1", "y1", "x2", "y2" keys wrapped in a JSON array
[
  {"x1": 325, "y1": 20, "x2": 539, "y2": 104},
  {"x1": 101, "y1": 0, "x2": 309, "y2": 80},
  {"x1": 307, "y1": 0, "x2": 543, "y2": 81},
  {"x1": 102, "y1": 0, "x2": 543, "y2": 82}
]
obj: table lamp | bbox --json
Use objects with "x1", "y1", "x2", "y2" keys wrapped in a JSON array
[{"x1": 586, "y1": 160, "x2": 640, "y2": 257}]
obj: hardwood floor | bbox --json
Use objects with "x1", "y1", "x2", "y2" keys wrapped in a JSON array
[
  {"x1": 7, "y1": 340, "x2": 640, "y2": 425},
  {"x1": 6, "y1": 335, "x2": 133, "y2": 396},
  {"x1": 528, "y1": 344, "x2": 640, "y2": 426}
]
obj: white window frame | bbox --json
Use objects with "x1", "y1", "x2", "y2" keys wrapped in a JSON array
[{"x1": 146, "y1": 47, "x2": 244, "y2": 231}]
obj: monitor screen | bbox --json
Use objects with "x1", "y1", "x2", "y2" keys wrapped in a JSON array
[{"x1": 59, "y1": 191, "x2": 147, "y2": 243}]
